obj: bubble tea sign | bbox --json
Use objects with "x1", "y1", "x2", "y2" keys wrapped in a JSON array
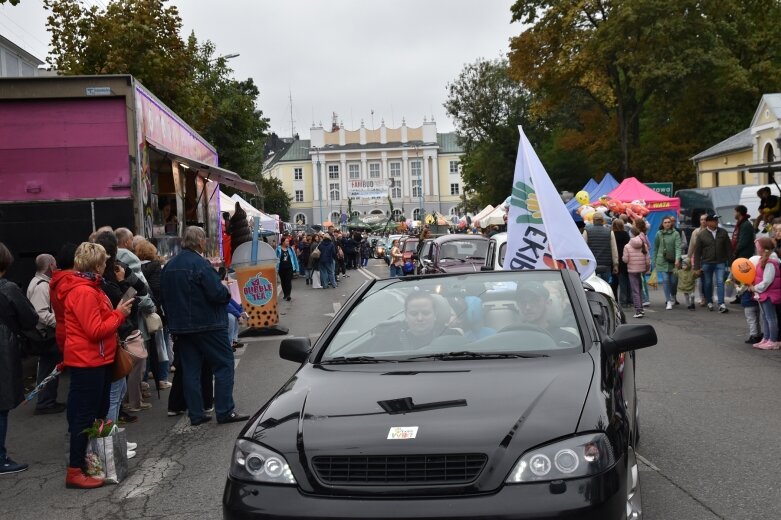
[{"x1": 232, "y1": 231, "x2": 280, "y2": 329}]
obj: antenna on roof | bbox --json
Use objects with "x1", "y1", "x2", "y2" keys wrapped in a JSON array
[{"x1": 289, "y1": 90, "x2": 296, "y2": 138}]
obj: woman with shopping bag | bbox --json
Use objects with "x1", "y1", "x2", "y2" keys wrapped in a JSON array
[{"x1": 59, "y1": 242, "x2": 133, "y2": 489}]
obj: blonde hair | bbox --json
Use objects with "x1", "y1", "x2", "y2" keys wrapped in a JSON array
[
  {"x1": 74, "y1": 242, "x2": 107, "y2": 273},
  {"x1": 135, "y1": 239, "x2": 159, "y2": 262}
]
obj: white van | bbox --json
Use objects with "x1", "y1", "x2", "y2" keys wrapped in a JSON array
[{"x1": 738, "y1": 184, "x2": 781, "y2": 226}]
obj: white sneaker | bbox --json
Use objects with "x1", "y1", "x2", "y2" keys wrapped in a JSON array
[
  {"x1": 127, "y1": 442, "x2": 137, "y2": 451},
  {"x1": 633, "y1": 311, "x2": 644, "y2": 318},
  {"x1": 127, "y1": 450, "x2": 136, "y2": 459},
  {"x1": 666, "y1": 301, "x2": 673, "y2": 310},
  {"x1": 642, "y1": 301, "x2": 650, "y2": 307}
]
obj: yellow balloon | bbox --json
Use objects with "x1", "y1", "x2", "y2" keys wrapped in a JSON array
[{"x1": 575, "y1": 190, "x2": 590, "y2": 206}]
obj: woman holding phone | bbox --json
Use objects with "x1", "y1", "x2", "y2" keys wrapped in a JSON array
[{"x1": 59, "y1": 242, "x2": 133, "y2": 489}]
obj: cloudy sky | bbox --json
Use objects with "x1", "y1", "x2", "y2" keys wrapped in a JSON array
[{"x1": 1, "y1": 0, "x2": 519, "y2": 137}]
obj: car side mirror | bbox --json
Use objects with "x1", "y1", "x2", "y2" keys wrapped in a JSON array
[
  {"x1": 279, "y1": 337, "x2": 312, "y2": 363},
  {"x1": 603, "y1": 324, "x2": 657, "y2": 356}
]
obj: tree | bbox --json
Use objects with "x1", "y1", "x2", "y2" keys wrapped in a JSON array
[
  {"x1": 44, "y1": 0, "x2": 269, "y2": 184},
  {"x1": 0, "y1": 0, "x2": 21, "y2": 4},
  {"x1": 444, "y1": 58, "x2": 544, "y2": 207},
  {"x1": 259, "y1": 177, "x2": 291, "y2": 222}
]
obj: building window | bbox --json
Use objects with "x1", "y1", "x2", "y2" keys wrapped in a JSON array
[
  {"x1": 392, "y1": 208, "x2": 403, "y2": 221},
  {"x1": 369, "y1": 162, "x2": 381, "y2": 178},
  {"x1": 449, "y1": 206, "x2": 459, "y2": 216},
  {"x1": 410, "y1": 160, "x2": 422, "y2": 177},
  {"x1": 295, "y1": 190, "x2": 304, "y2": 202},
  {"x1": 330, "y1": 211, "x2": 341, "y2": 223},
  {"x1": 294, "y1": 167, "x2": 303, "y2": 180},
  {"x1": 390, "y1": 162, "x2": 401, "y2": 177},
  {"x1": 450, "y1": 183, "x2": 460, "y2": 195},
  {"x1": 449, "y1": 160, "x2": 459, "y2": 175},
  {"x1": 391, "y1": 186, "x2": 402, "y2": 199},
  {"x1": 412, "y1": 208, "x2": 422, "y2": 220},
  {"x1": 351, "y1": 211, "x2": 360, "y2": 218},
  {"x1": 412, "y1": 179, "x2": 422, "y2": 197},
  {"x1": 294, "y1": 213, "x2": 307, "y2": 225},
  {"x1": 329, "y1": 183, "x2": 340, "y2": 201},
  {"x1": 348, "y1": 163, "x2": 360, "y2": 179},
  {"x1": 328, "y1": 164, "x2": 340, "y2": 179}
]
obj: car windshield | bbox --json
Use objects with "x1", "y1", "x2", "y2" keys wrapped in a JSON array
[
  {"x1": 402, "y1": 238, "x2": 419, "y2": 252},
  {"x1": 439, "y1": 239, "x2": 488, "y2": 261},
  {"x1": 320, "y1": 271, "x2": 583, "y2": 362}
]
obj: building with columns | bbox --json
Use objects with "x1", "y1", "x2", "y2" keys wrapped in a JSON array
[
  {"x1": 692, "y1": 94, "x2": 781, "y2": 187},
  {"x1": 263, "y1": 118, "x2": 465, "y2": 226}
]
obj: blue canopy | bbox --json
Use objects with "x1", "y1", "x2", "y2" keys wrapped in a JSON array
[{"x1": 566, "y1": 173, "x2": 619, "y2": 212}]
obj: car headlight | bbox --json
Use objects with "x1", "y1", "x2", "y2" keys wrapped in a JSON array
[
  {"x1": 506, "y1": 433, "x2": 615, "y2": 483},
  {"x1": 230, "y1": 439, "x2": 297, "y2": 484}
]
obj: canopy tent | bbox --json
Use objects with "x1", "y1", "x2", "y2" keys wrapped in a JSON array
[
  {"x1": 565, "y1": 178, "x2": 598, "y2": 212},
  {"x1": 219, "y1": 190, "x2": 236, "y2": 216},
  {"x1": 229, "y1": 194, "x2": 278, "y2": 230},
  {"x1": 565, "y1": 174, "x2": 620, "y2": 212},
  {"x1": 482, "y1": 205, "x2": 507, "y2": 226},
  {"x1": 606, "y1": 177, "x2": 681, "y2": 256},
  {"x1": 471, "y1": 205, "x2": 495, "y2": 227}
]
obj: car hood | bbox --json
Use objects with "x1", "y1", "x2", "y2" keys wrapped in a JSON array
[
  {"x1": 439, "y1": 260, "x2": 484, "y2": 273},
  {"x1": 250, "y1": 354, "x2": 594, "y2": 459}
]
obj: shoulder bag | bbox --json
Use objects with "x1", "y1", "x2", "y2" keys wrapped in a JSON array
[
  {"x1": 112, "y1": 336, "x2": 134, "y2": 381},
  {"x1": 123, "y1": 330, "x2": 147, "y2": 360}
]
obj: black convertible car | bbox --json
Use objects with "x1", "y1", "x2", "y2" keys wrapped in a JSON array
[{"x1": 223, "y1": 270, "x2": 655, "y2": 519}]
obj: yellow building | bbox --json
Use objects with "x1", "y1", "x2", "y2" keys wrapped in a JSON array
[
  {"x1": 693, "y1": 94, "x2": 781, "y2": 187},
  {"x1": 262, "y1": 118, "x2": 465, "y2": 226}
]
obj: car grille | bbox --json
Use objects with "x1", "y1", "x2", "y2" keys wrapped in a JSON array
[{"x1": 312, "y1": 454, "x2": 487, "y2": 485}]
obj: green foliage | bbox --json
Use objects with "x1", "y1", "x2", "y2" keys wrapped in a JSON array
[
  {"x1": 259, "y1": 176, "x2": 291, "y2": 222},
  {"x1": 44, "y1": 0, "x2": 268, "y2": 185},
  {"x1": 0, "y1": 0, "x2": 21, "y2": 4},
  {"x1": 444, "y1": 58, "x2": 544, "y2": 207},
  {"x1": 508, "y1": 0, "x2": 781, "y2": 186}
]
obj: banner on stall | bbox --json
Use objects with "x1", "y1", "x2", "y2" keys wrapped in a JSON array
[
  {"x1": 348, "y1": 179, "x2": 391, "y2": 199},
  {"x1": 503, "y1": 126, "x2": 596, "y2": 281}
]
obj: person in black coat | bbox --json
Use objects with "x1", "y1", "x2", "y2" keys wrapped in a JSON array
[
  {"x1": 0, "y1": 242, "x2": 39, "y2": 474},
  {"x1": 612, "y1": 219, "x2": 631, "y2": 306}
]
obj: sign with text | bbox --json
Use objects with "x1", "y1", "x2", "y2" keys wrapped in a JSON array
[
  {"x1": 646, "y1": 182, "x2": 673, "y2": 197},
  {"x1": 348, "y1": 179, "x2": 391, "y2": 199}
]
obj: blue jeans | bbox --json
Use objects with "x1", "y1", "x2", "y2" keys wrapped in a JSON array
[
  {"x1": 701, "y1": 262, "x2": 726, "y2": 305},
  {"x1": 176, "y1": 330, "x2": 236, "y2": 423},
  {"x1": 319, "y1": 261, "x2": 337, "y2": 288},
  {"x1": 107, "y1": 377, "x2": 126, "y2": 423},
  {"x1": 0, "y1": 410, "x2": 8, "y2": 461},
  {"x1": 390, "y1": 265, "x2": 403, "y2": 277},
  {"x1": 659, "y1": 270, "x2": 677, "y2": 302},
  {"x1": 759, "y1": 299, "x2": 778, "y2": 341},
  {"x1": 228, "y1": 313, "x2": 239, "y2": 344},
  {"x1": 67, "y1": 365, "x2": 112, "y2": 469}
]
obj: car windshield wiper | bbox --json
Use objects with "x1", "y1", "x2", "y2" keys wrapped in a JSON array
[
  {"x1": 407, "y1": 351, "x2": 549, "y2": 361},
  {"x1": 319, "y1": 356, "x2": 397, "y2": 364},
  {"x1": 465, "y1": 256, "x2": 485, "y2": 260}
]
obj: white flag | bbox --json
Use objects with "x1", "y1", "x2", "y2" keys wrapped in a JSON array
[{"x1": 502, "y1": 126, "x2": 596, "y2": 280}]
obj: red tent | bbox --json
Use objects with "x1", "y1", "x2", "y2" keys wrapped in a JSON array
[{"x1": 606, "y1": 177, "x2": 680, "y2": 211}]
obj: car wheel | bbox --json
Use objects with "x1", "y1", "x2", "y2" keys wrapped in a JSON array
[{"x1": 626, "y1": 446, "x2": 643, "y2": 520}]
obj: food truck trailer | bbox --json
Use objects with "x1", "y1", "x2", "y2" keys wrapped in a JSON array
[{"x1": 0, "y1": 74, "x2": 259, "y2": 286}]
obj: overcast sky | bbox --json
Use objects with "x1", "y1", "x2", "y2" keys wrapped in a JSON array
[{"x1": 1, "y1": 0, "x2": 519, "y2": 138}]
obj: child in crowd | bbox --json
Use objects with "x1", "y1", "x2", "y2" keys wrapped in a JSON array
[
  {"x1": 749, "y1": 237, "x2": 781, "y2": 350},
  {"x1": 736, "y1": 282, "x2": 761, "y2": 344},
  {"x1": 676, "y1": 256, "x2": 698, "y2": 310},
  {"x1": 622, "y1": 228, "x2": 651, "y2": 319}
]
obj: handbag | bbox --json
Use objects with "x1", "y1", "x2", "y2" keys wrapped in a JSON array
[
  {"x1": 85, "y1": 424, "x2": 128, "y2": 484},
  {"x1": 310, "y1": 244, "x2": 321, "y2": 260},
  {"x1": 143, "y1": 312, "x2": 163, "y2": 333},
  {"x1": 123, "y1": 330, "x2": 148, "y2": 360},
  {"x1": 112, "y1": 343, "x2": 133, "y2": 381}
]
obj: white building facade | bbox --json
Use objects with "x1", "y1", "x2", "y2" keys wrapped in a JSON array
[
  {"x1": 263, "y1": 118, "x2": 465, "y2": 227},
  {"x1": 0, "y1": 35, "x2": 44, "y2": 78}
]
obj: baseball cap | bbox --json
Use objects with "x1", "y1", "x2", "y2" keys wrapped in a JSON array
[
  {"x1": 705, "y1": 214, "x2": 720, "y2": 221},
  {"x1": 516, "y1": 281, "x2": 550, "y2": 301}
]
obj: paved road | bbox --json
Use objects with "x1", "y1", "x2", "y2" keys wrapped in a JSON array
[{"x1": 1, "y1": 260, "x2": 780, "y2": 519}]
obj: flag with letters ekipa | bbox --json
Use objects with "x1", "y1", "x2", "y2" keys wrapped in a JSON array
[{"x1": 502, "y1": 126, "x2": 596, "y2": 281}]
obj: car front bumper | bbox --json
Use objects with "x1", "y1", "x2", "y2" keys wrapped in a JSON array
[{"x1": 223, "y1": 458, "x2": 625, "y2": 520}]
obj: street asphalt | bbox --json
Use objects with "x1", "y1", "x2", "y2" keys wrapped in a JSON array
[{"x1": 1, "y1": 259, "x2": 779, "y2": 519}]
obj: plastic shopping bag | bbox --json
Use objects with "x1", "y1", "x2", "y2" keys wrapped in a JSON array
[
  {"x1": 647, "y1": 270, "x2": 658, "y2": 289},
  {"x1": 85, "y1": 426, "x2": 128, "y2": 484}
]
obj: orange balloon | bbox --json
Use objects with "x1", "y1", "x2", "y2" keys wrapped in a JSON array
[{"x1": 731, "y1": 258, "x2": 756, "y2": 285}]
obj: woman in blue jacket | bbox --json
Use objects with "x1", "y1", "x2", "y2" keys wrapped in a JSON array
[{"x1": 276, "y1": 236, "x2": 299, "y2": 301}]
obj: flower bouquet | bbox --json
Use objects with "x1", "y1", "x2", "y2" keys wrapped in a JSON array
[{"x1": 84, "y1": 419, "x2": 128, "y2": 484}]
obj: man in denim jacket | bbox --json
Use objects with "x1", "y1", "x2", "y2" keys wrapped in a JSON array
[{"x1": 160, "y1": 226, "x2": 249, "y2": 426}]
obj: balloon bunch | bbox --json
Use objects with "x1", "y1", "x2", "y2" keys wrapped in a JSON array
[{"x1": 573, "y1": 191, "x2": 650, "y2": 223}]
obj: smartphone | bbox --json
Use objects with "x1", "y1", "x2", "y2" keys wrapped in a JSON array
[{"x1": 120, "y1": 287, "x2": 137, "y2": 303}]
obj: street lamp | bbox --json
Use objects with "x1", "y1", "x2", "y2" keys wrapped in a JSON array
[
  {"x1": 312, "y1": 145, "x2": 324, "y2": 225},
  {"x1": 209, "y1": 53, "x2": 240, "y2": 63}
]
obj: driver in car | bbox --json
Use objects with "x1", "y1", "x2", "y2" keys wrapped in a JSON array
[
  {"x1": 513, "y1": 281, "x2": 580, "y2": 346},
  {"x1": 372, "y1": 291, "x2": 459, "y2": 351}
]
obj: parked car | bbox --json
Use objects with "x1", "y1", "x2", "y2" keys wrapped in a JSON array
[
  {"x1": 223, "y1": 269, "x2": 654, "y2": 519},
  {"x1": 418, "y1": 234, "x2": 489, "y2": 275}
]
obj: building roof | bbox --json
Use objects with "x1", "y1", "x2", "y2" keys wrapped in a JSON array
[
  {"x1": 752, "y1": 93, "x2": 781, "y2": 126},
  {"x1": 277, "y1": 139, "x2": 311, "y2": 162},
  {"x1": 0, "y1": 34, "x2": 45, "y2": 67},
  {"x1": 437, "y1": 132, "x2": 463, "y2": 154},
  {"x1": 691, "y1": 128, "x2": 753, "y2": 161}
]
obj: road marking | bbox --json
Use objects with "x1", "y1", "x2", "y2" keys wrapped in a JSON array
[
  {"x1": 325, "y1": 301, "x2": 342, "y2": 317},
  {"x1": 636, "y1": 453, "x2": 660, "y2": 471},
  {"x1": 357, "y1": 266, "x2": 382, "y2": 280}
]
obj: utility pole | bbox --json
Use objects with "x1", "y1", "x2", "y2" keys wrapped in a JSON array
[{"x1": 312, "y1": 145, "x2": 323, "y2": 225}]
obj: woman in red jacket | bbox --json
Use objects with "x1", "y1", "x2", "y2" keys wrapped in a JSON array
[{"x1": 60, "y1": 242, "x2": 133, "y2": 489}]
